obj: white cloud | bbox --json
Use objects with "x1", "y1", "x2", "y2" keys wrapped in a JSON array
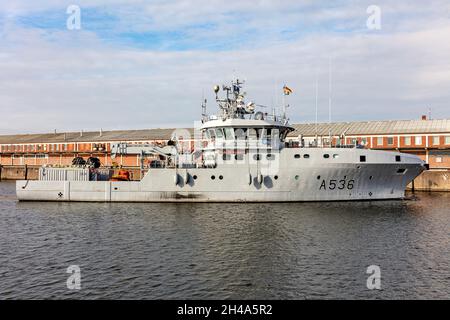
[{"x1": 0, "y1": 1, "x2": 449, "y2": 134}]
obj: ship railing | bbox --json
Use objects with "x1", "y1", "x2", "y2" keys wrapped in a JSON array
[{"x1": 285, "y1": 141, "x2": 364, "y2": 149}]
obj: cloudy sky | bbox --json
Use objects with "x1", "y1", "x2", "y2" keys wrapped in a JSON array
[{"x1": 0, "y1": 0, "x2": 449, "y2": 134}]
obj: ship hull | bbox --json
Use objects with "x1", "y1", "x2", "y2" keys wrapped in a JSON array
[{"x1": 16, "y1": 149, "x2": 426, "y2": 202}]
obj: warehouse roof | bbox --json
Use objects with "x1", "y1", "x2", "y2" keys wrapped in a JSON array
[
  {"x1": 0, "y1": 119, "x2": 449, "y2": 144},
  {"x1": 289, "y1": 119, "x2": 450, "y2": 137},
  {"x1": 0, "y1": 128, "x2": 194, "y2": 145}
]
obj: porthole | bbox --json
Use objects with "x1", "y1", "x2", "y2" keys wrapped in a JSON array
[
  {"x1": 211, "y1": 175, "x2": 216, "y2": 180},
  {"x1": 219, "y1": 175, "x2": 223, "y2": 180},
  {"x1": 333, "y1": 154, "x2": 339, "y2": 159},
  {"x1": 193, "y1": 175, "x2": 198, "y2": 180},
  {"x1": 294, "y1": 154, "x2": 300, "y2": 159},
  {"x1": 295, "y1": 175, "x2": 299, "y2": 180},
  {"x1": 304, "y1": 154, "x2": 310, "y2": 159},
  {"x1": 369, "y1": 175, "x2": 373, "y2": 180},
  {"x1": 274, "y1": 175, "x2": 278, "y2": 180},
  {"x1": 317, "y1": 175, "x2": 321, "y2": 180},
  {"x1": 323, "y1": 154, "x2": 330, "y2": 159}
]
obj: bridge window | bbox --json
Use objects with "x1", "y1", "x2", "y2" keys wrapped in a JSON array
[
  {"x1": 253, "y1": 154, "x2": 261, "y2": 161},
  {"x1": 235, "y1": 154, "x2": 244, "y2": 161},
  {"x1": 234, "y1": 128, "x2": 247, "y2": 140},
  {"x1": 224, "y1": 128, "x2": 234, "y2": 140},
  {"x1": 215, "y1": 128, "x2": 224, "y2": 139},
  {"x1": 222, "y1": 154, "x2": 231, "y2": 161},
  {"x1": 266, "y1": 154, "x2": 275, "y2": 160},
  {"x1": 207, "y1": 129, "x2": 215, "y2": 139},
  {"x1": 248, "y1": 128, "x2": 258, "y2": 141}
]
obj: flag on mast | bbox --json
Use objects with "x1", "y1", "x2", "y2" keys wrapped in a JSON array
[{"x1": 283, "y1": 85, "x2": 293, "y2": 95}]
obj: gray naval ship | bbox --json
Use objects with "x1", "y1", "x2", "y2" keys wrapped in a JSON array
[{"x1": 17, "y1": 79, "x2": 426, "y2": 202}]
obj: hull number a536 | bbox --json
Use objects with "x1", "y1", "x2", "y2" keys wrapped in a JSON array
[{"x1": 319, "y1": 179, "x2": 355, "y2": 190}]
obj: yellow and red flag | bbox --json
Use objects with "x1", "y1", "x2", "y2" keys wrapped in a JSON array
[{"x1": 283, "y1": 85, "x2": 293, "y2": 95}]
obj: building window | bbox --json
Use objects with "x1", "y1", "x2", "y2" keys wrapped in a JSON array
[
  {"x1": 404, "y1": 136, "x2": 411, "y2": 146},
  {"x1": 387, "y1": 137, "x2": 394, "y2": 145},
  {"x1": 432, "y1": 136, "x2": 440, "y2": 145},
  {"x1": 436, "y1": 157, "x2": 442, "y2": 163},
  {"x1": 377, "y1": 137, "x2": 383, "y2": 145},
  {"x1": 415, "y1": 136, "x2": 422, "y2": 145},
  {"x1": 445, "y1": 136, "x2": 450, "y2": 145}
]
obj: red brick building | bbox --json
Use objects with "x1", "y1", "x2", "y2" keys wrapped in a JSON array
[
  {"x1": 290, "y1": 118, "x2": 450, "y2": 169},
  {"x1": 0, "y1": 118, "x2": 449, "y2": 169}
]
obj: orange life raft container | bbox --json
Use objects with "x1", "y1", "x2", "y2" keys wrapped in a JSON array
[{"x1": 110, "y1": 169, "x2": 130, "y2": 181}]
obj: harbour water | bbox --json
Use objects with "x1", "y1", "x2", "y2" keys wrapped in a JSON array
[{"x1": 0, "y1": 181, "x2": 448, "y2": 299}]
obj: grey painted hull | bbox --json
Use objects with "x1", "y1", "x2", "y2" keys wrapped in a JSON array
[{"x1": 16, "y1": 148, "x2": 426, "y2": 202}]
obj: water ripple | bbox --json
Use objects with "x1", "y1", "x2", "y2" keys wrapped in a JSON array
[{"x1": 0, "y1": 181, "x2": 449, "y2": 299}]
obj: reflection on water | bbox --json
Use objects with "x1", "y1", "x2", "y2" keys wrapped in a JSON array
[{"x1": 0, "y1": 181, "x2": 449, "y2": 299}]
